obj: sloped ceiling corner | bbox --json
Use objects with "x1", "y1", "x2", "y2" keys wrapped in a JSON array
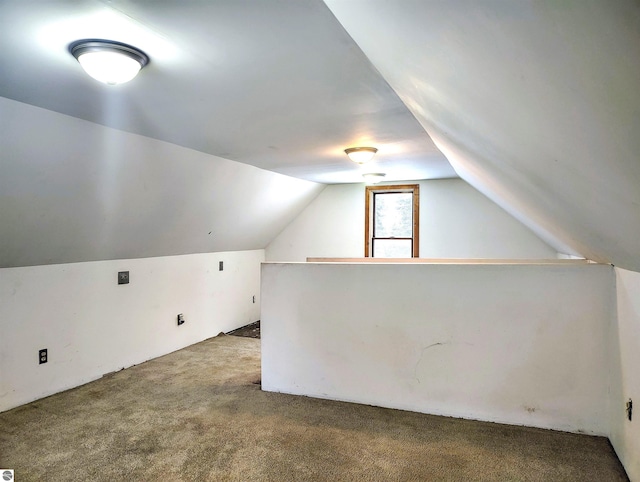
[
  {"x1": 0, "y1": 97, "x2": 324, "y2": 268},
  {"x1": 326, "y1": 0, "x2": 640, "y2": 271}
]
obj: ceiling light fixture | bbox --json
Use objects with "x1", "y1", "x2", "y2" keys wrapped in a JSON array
[
  {"x1": 363, "y1": 173, "x2": 386, "y2": 184},
  {"x1": 345, "y1": 147, "x2": 378, "y2": 164},
  {"x1": 70, "y1": 39, "x2": 149, "y2": 85}
]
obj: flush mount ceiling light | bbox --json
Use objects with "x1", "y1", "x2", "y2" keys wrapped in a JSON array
[
  {"x1": 345, "y1": 147, "x2": 378, "y2": 164},
  {"x1": 69, "y1": 39, "x2": 149, "y2": 85},
  {"x1": 362, "y1": 173, "x2": 386, "y2": 184}
]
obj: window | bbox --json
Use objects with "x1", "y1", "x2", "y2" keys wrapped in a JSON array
[{"x1": 365, "y1": 184, "x2": 419, "y2": 258}]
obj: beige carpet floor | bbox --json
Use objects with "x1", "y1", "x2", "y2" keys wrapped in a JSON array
[{"x1": 0, "y1": 334, "x2": 628, "y2": 481}]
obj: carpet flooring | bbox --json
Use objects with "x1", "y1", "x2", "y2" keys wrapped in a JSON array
[{"x1": 0, "y1": 334, "x2": 628, "y2": 481}]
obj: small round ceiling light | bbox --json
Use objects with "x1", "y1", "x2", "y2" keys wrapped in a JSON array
[
  {"x1": 362, "y1": 173, "x2": 386, "y2": 184},
  {"x1": 70, "y1": 39, "x2": 149, "y2": 85},
  {"x1": 345, "y1": 147, "x2": 378, "y2": 164}
]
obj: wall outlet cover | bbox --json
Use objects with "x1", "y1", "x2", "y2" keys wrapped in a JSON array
[
  {"x1": 39, "y1": 348, "x2": 47, "y2": 364},
  {"x1": 118, "y1": 271, "x2": 129, "y2": 284},
  {"x1": 177, "y1": 313, "x2": 185, "y2": 326}
]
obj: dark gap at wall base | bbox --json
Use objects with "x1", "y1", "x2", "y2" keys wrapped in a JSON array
[{"x1": 227, "y1": 320, "x2": 260, "y2": 339}]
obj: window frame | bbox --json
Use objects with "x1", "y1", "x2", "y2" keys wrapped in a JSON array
[{"x1": 364, "y1": 184, "x2": 420, "y2": 258}]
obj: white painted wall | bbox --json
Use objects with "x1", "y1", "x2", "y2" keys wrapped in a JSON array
[
  {"x1": 266, "y1": 179, "x2": 557, "y2": 261},
  {"x1": 0, "y1": 249, "x2": 263, "y2": 412},
  {"x1": 266, "y1": 184, "x2": 364, "y2": 261},
  {"x1": 610, "y1": 268, "x2": 640, "y2": 481},
  {"x1": 262, "y1": 262, "x2": 614, "y2": 435},
  {"x1": 422, "y1": 180, "x2": 557, "y2": 258}
]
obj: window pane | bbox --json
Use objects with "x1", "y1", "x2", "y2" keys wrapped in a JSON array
[
  {"x1": 373, "y1": 239, "x2": 412, "y2": 258},
  {"x1": 374, "y1": 193, "x2": 413, "y2": 238}
]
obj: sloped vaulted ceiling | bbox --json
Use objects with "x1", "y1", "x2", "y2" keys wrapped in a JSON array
[
  {"x1": 325, "y1": 0, "x2": 640, "y2": 271},
  {"x1": 2, "y1": 1, "x2": 639, "y2": 270},
  {"x1": 0, "y1": 98, "x2": 324, "y2": 268}
]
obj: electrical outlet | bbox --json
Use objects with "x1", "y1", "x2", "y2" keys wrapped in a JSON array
[
  {"x1": 627, "y1": 399, "x2": 633, "y2": 421},
  {"x1": 118, "y1": 271, "x2": 129, "y2": 284},
  {"x1": 253, "y1": 295, "x2": 255, "y2": 303},
  {"x1": 177, "y1": 313, "x2": 185, "y2": 326},
  {"x1": 39, "y1": 349, "x2": 47, "y2": 364},
  {"x1": 219, "y1": 261, "x2": 224, "y2": 271}
]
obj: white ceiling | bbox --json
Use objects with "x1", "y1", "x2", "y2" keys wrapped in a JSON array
[{"x1": 0, "y1": 0, "x2": 455, "y2": 184}]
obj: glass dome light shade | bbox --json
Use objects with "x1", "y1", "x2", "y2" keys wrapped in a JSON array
[
  {"x1": 77, "y1": 51, "x2": 141, "y2": 84},
  {"x1": 345, "y1": 147, "x2": 378, "y2": 164}
]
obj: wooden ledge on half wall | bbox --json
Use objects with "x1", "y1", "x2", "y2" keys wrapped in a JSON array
[{"x1": 305, "y1": 257, "x2": 600, "y2": 265}]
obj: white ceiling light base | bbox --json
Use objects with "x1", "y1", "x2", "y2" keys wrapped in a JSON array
[
  {"x1": 363, "y1": 173, "x2": 386, "y2": 184},
  {"x1": 70, "y1": 39, "x2": 149, "y2": 85}
]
